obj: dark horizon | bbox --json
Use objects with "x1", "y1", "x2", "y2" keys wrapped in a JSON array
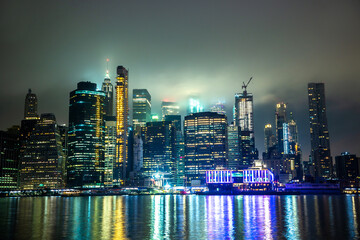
[{"x1": 0, "y1": 0, "x2": 359, "y2": 159}]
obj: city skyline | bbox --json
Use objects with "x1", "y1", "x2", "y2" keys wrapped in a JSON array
[{"x1": 0, "y1": 1, "x2": 359, "y2": 160}]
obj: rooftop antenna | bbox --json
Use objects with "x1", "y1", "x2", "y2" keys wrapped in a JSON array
[{"x1": 242, "y1": 77, "x2": 253, "y2": 95}]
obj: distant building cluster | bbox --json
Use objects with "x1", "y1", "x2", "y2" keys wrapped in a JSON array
[{"x1": 0, "y1": 66, "x2": 359, "y2": 191}]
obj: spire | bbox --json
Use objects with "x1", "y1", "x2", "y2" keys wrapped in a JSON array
[{"x1": 105, "y1": 58, "x2": 110, "y2": 79}]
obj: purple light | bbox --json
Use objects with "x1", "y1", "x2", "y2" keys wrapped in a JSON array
[
  {"x1": 206, "y1": 170, "x2": 233, "y2": 184},
  {"x1": 243, "y1": 169, "x2": 274, "y2": 183}
]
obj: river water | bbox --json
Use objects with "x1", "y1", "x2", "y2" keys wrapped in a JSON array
[{"x1": 0, "y1": 195, "x2": 359, "y2": 240}]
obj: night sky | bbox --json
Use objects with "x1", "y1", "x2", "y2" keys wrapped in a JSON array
[{"x1": 0, "y1": 1, "x2": 359, "y2": 159}]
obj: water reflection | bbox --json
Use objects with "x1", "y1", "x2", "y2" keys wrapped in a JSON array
[{"x1": 0, "y1": 195, "x2": 359, "y2": 240}]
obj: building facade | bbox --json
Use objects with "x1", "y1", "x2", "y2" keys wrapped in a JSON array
[
  {"x1": 141, "y1": 121, "x2": 175, "y2": 183},
  {"x1": 133, "y1": 89, "x2": 151, "y2": 130},
  {"x1": 24, "y1": 89, "x2": 39, "y2": 120},
  {"x1": 19, "y1": 114, "x2": 65, "y2": 190},
  {"x1": 0, "y1": 126, "x2": 20, "y2": 190},
  {"x1": 161, "y1": 101, "x2": 179, "y2": 120},
  {"x1": 227, "y1": 124, "x2": 241, "y2": 170},
  {"x1": 104, "y1": 116, "x2": 116, "y2": 187},
  {"x1": 308, "y1": 83, "x2": 332, "y2": 180},
  {"x1": 102, "y1": 70, "x2": 114, "y2": 117},
  {"x1": 335, "y1": 152, "x2": 359, "y2": 180},
  {"x1": 115, "y1": 66, "x2": 129, "y2": 185},
  {"x1": 184, "y1": 112, "x2": 227, "y2": 185},
  {"x1": 275, "y1": 102, "x2": 287, "y2": 155},
  {"x1": 235, "y1": 90, "x2": 257, "y2": 167},
  {"x1": 67, "y1": 82, "x2": 105, "y2": 188}
]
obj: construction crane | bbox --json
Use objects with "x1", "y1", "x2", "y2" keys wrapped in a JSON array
[{"x1": 242, "y1": 77, "x2": 253, "y2": 95}]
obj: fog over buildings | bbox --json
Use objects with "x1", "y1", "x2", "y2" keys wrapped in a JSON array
[{"x1": 0, "y1": 0, "x2": 359, "y2": 158}]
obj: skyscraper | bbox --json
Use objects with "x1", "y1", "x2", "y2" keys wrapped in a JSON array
[
  {"x1": 308, "y1": 82, "x2": 332, "y2": 180},
  {"x1": 264, "y1": 124, "x2": 276, "y2": 154},
  {"x1": 0, "y1": 126, "x2": 20, "y2": 190},
  {"x1": 227, "y1": 124, "x2": 241, "y2": 170},
  {"x1": 115, "y1": 66, "x2": 129, "y2": 185},
  {"x1": 184, "y1": 112, "x2": 227, "y2": 184},
  {"x1": 20, "y1": 113, "x2": 65, "y2": 190},
  {"x1": 335, "y1": 152, "x2": 359, "y2": 180},
  {"x1": 161, "y1": 101, "x2": 179, "y2": 120},
  {"x1": 141, "y1": 121, "x2": 175, "y2": 183},
  {"x1": 234, "y1": 84, "x2": 258, "y2": 167},
  {"x1": 133, "y1": 89, "x2": 151, "y2": 129},
  {"x1": 275, "y1": 102, "x2": 287, "y2": 155},
  {"x1": 67, "y1": 82, "x2": 105, "y2": 188},
  {"x1": 104, "y1": 116, "x2": 116, "y2": 187},
  {"x1": 24, "y1": 89, "x2": 38, "y2": 120},
  {"x1": 165, "y1": 115, "x2": 185, "y2": 186},
  {"x1": 102, "y1": 65, "x2": 114, "y2": 116}
]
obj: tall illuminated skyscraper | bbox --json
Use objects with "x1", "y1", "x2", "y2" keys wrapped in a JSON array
[
  {"x1": 275, "y1": 102, "x2": 287, "y2": 154},
  {"x1": 24, "y1": 89, "x2": 38, "y2": 120},
  {"x1": 67, "y1": 82, "x2": 105, "y2": 188},
  {"x1": 161, "y1": 101, "x2": 179, "y2": 120},
  {"x1": 234, "y1": 84, "x2": 257, "y2": 166},
  {"x1": 308, "y1": 82, "x2": 332, "y2": 180},
  {"x1": 133, "y1": 89, "x2": 151, "y2": 129},
  {"x1": 115, "y1": 66, "x2": 129, "y2": 185},
  {"x1": 20, "y1": 113, "x2": 65, "y2": 190},
  {"x1": 104, "y1": 116, "x2": 116, "y2": 187},
  {"x1": 102, "y1": 61, "x2": 114, "y2": 117}
]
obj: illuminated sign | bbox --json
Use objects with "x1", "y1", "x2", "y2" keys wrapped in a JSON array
[
  {"x1": 243, "y1": 169, "x2": 274, "y2": 183},
  {"x1": 206, "y1": 170, "x2": 233, "y2": 183}
]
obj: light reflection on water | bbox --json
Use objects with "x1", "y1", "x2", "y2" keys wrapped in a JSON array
[{"x1": 0, "y1": 195, "x2": 359, "y2": 240}]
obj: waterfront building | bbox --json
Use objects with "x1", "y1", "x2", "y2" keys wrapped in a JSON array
[
  {"x1": 235, "y1": 87, "x2": 258, "y2": 167},
  {"x1": 184, "y1": 112, "x2": 227, "y2": 185},
  {"x1": 19, "y1": 114, "x2": 66, "y2": 190},
  {"x1": 115, "y1": 66, "x2": 129, "y2": 185},
  {"x1": 24, "y1": 89, "x2": 39, "y2": 120},
  {"x1": 101, "y1": 66, "x2": 114, "y2": 116},
  {"x1": 335, "y1": 152, "x2": 359, "y2": 180},
  {"x1": 133, "y1": 89, "x2": 151, "y2": 130},
  {"x1": 161, "y1": 101, "x2": 179, "y2": 120},
  {"x1": 141, "y1": 121, "x2": 175, "y2": 183},
  {"x1": 227, "y1": 124, "x2": 241, "y2": 170},
  {"x1": 0, "y1": 126, "x2": 20, "y2": 190},
  {"x1": 67, "y1": 82, "x2": 105, "y2": 188},
  {"x1": 210, "y1": 101, "x2": 226, "y2": 115},
  {"x1": 104, "y1": 116, "x2": 116, "y2": 187},
  {"x1": 308, "y1": 83, "x2": 332, "y2": 180}
]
